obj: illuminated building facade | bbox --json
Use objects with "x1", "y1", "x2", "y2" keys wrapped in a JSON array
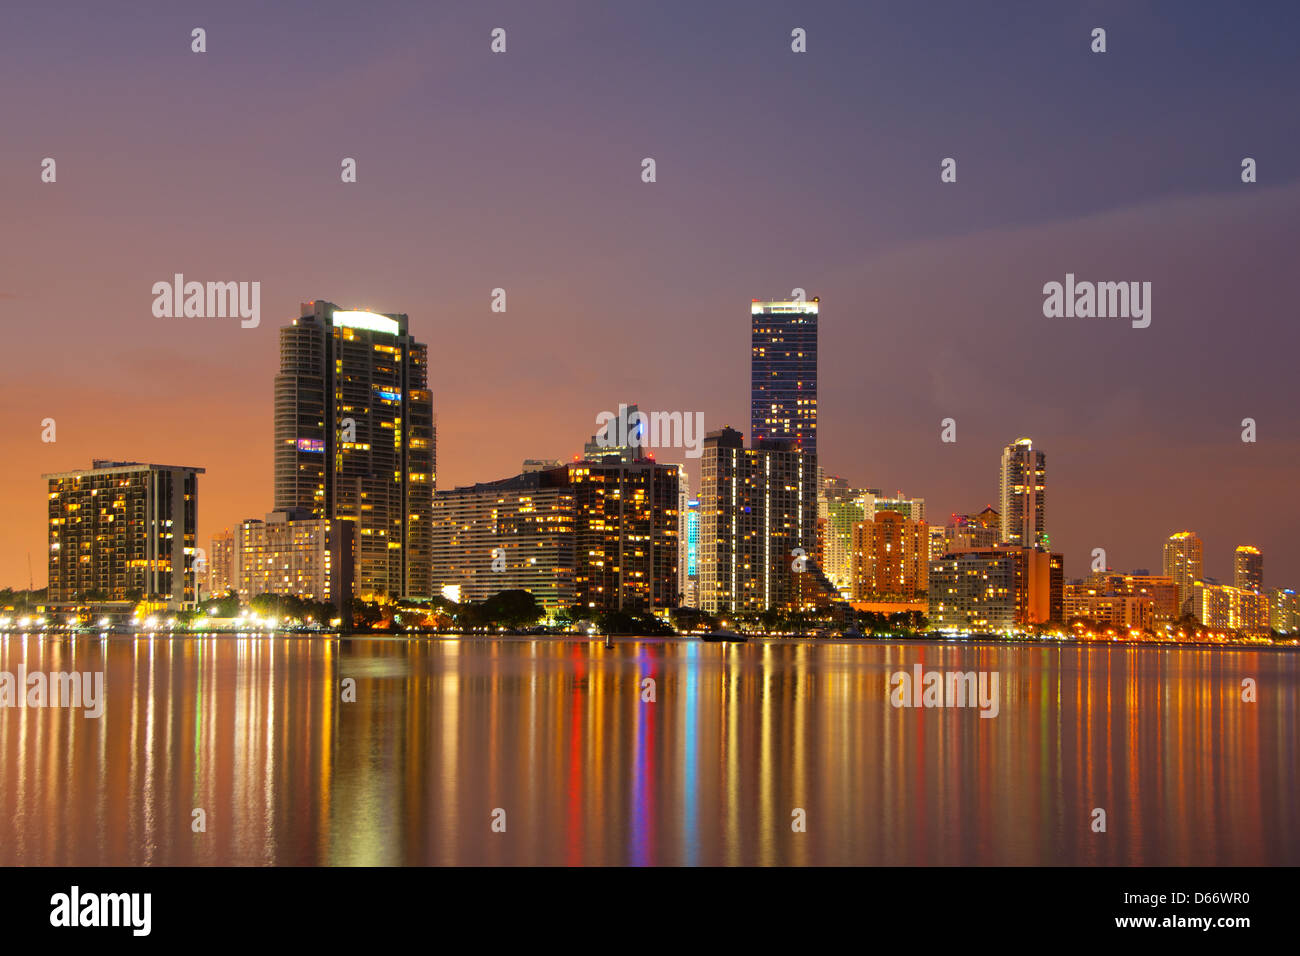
[
  {"x1": 936, "y1": 507, "x2": 1001, "y2": 559},
  {"x1": 1162, "y1": 531, "x2": 1203, "y2": 615},
  {"x1": 568, "y1": 459, "x2": 679, "y2": 613},
  {"x1": 820, "y1": 476, "x2": 871, "y2": 596},
  {"x1": 208, "y1": 529, "x2": 235, "y2": 598},
  {"x1": 1269, "y1": 588, "x2": 1297, "y2": 633},
  {"x1": 699, "y1": 427, "x2": 822, "y2": 613},
  {"x1": 928, "y1": 545, "x2": 1063, "y2": 631},
  {"x1": 999, "y1": 439, "x2": 1047, "y2": 547},
  {"x1": 234, "y1": 509, "x2": 354, "y2": 614},
  {"x1": 432, "y1": 460, "x2": 678, "y2": 614},
  {"x1": 751, "y1": 299, "x2": 817, "y2": 454},
  {"x1": 1077, "y1": 571, "x2": 1179, "y2": 622},
  {"x1": 45, "y1": 460, "x2": 204, "y2": 609},
  {"x1": 1192, "y1": 580, "x2": 1269, "y2": 632},
  {"x1": 873, "y1": 492, "x2": 926, "y2": 526},
  {"x1": 431, "y1": 471, "x2": 576, "y2": 611},
  {"x1": 1062, "y1": 590, "x2": 1155, "y2": 631},
  {"x1": 677, "y1": 474, "x2": 697, "y2": 607},
  {"x1": 274, "y1": 300, "x2": 435, "y2": 599},
  {"x1": 851, "y1": 510, "x2": 929, "y2": 602},
  {"x1": 1234, "y1": 545, "x2": 1263, "y2": 592},
  {"x1": 683, "y1": 497, "x2": 700, "y2": 608}
]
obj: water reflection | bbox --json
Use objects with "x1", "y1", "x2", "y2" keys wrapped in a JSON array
[{"x1": 0, "y1": 634, "x2": 1295, "y2": 865}]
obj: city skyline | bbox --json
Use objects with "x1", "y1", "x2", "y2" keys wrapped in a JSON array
[
  {"x1": 13, "y1": 293, "x2": 1291, "y2": 600},
  {"x1": 27, "y1": 310, "x2": 1285, "y2": 628},
  {"x1": 4, "y1": 2, "x2": 1299, "y2": 590}
]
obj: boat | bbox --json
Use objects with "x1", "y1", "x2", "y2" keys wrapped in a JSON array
[
  {"x1": 699, "y1": 627, "x2": 748, "y2": 643},
  {"x1": 841, "y1": 626, "x2": 864, "y2": 640}
]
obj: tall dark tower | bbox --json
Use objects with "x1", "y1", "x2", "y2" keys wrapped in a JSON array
[
  {"x1": 274, "y1": 301, "x2": 435, "y2": 599},
  {"x1": 751, "y1": 298, "x2": 818, "y2": 455}
]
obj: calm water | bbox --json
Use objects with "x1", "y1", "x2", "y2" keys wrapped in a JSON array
[{"x1": 0, "y1": 634, "x2": 1295, "y2": 866}]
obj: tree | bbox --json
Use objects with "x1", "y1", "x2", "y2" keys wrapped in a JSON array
[
  {"x1": 204, "y1": 588, "x2": 239, "y2": 618},
  {"x1": 481, "y1": 590, "x2": 543, "y2": 629},
  {"x1": 669, "y1": 606, "x2": 718, "y2": 633},
  {"x1": 352, "y1": 597, "x2": 383, "y2": 629}
]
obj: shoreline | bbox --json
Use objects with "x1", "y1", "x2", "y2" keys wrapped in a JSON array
[{"x1": 8, "y1": 629, "x2": 1296, "y2": 652}]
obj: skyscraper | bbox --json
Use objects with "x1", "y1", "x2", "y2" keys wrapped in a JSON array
[
  {"x1": 683, "y1": 496, "x2": 700, "y2": 608},
  {"x1": 274, "y1": 301, "x2": 435, "y2": 599},
  {"x1": 1163, "y1": 531, "x2": 1203, "y2": 615},
  {"x1": 45, "y1": 460, "x2": 204, "y2": 609},
  {"x1": 1234, "y1": 545, "x2": 1263, "y2": 592},
  {"x1": 999, "y1": 438, "x2": 1047, "y2": 547},
  {"x1": 699, "y1": 427, "x2": 820, "y2": 613},
  {"x1": 568, "y1": 459, "x2": 679, "y2": 613},
  {"x1": 677, "y1": 471, "x2": 693, "y2": 606},
  {"x1": 751, "y1": 299, "x2": 818, "y2": 454}
]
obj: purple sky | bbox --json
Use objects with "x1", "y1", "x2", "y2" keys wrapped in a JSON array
[{"x1": 2, "y1": 0, "x2": 1298, "y2": 588}]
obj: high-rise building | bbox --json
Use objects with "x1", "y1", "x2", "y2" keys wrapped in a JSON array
[
  {"x1": 1234, "y1": 545, "x2": 1263, "y2": 592},
  {"x1": 568, "y1": 459, "x2": 679, "y2": 613},
  {"x1": 45, "y1": 460, "x2": 204, "y2": 609},
  {"x1": 274, "y1": 301, "x2": 435, "y2": 599},
  {"x1": 927, "y1": 525, "x2": 950, "y2": 564},
  {"x1": 431, "y1": 470, "x2": 576, "y2": 611},
  {"x1": 1077, "y1": 571, "x2": 1179, "y2": 623},
  {"x1": 1192, "y1": 581, "x2": 1269, "y2": 633},
  {"x1": 234, "y1": 509, "x2": 354, "y2": 616},
  {"x1": 1062, "y1": 587, "x2": 1155, "y2": 632},
  {"x1": 998, "y1": 439, "x2": 1047, "y2": 547},
  {"x1": 850, "y1": 510, "x2": 929, "y2": 602},
  {"x1": 677, "y1": 473, "x2": 694, "y2": 607},
  {"x1": 1163, "y1": 531, "x2": 1203, "y2": 615},
  {"x1": 208, "y1": 529, "x2": 235, "y2": 598},
  {"x1": 1269, "y1": 588, "x2": 1297, "y2": 634},
  {"x1": 928, "y1": 545, "x2": 1062, "y2": 631},
  {"x1": 683, "y1": 496, "x2": 700, "y2": 608},
  {"x1": 751, "y1": 299, "x2": 817, "y2": 454},
  {"x1": 699, "y1": 427, "x2": 827, "y2": 613},
  {"x1": 820, "y1": 477, "x2": 872, "y2": 596},
  {"x1": 431, "y1": 460, "x2": 678, "y2": 615}
]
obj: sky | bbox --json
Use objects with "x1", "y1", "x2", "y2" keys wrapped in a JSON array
[{"x1": 2, "y1": 0, "x2": 1298, "y2": 589}]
